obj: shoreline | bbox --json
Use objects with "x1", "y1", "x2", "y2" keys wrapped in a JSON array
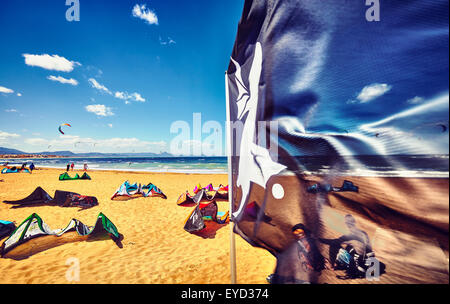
[
  {"x1": 3, "y1": 164, "x2": 448, "y2": 178},
  {"x1": 33, "y1": 165, "x2": 228, "y2": 175}
]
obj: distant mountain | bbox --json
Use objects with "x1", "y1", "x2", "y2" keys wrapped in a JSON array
[
  {"x1": 0, "y1": 147, "x2": 26, "y2": 154},
  {"x1": 37, "y1": 151, "x2": 77, "y2": 156},
  {"x1": 0, "y1": 146, "x2": 174, "y2": 158}
]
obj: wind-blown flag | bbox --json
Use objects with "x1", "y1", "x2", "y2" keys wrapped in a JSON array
[{"x1": 226, "y1": 0, "x2": 448, "y2": 283}]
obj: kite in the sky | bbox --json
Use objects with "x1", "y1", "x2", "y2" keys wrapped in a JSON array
[{"x1": 58, "y1": 123, "x2": 71, "y2": 135}]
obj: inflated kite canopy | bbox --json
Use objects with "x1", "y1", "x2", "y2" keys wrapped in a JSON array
[
  {"x1": 111, "y1": 181, "x2": 167, "y2": 200},
  {"x1": 177, "y1": 184, "x2": 229, "y2": 206},
  {"x1": 59, "y1": 172, "x2": 91, "y2": 180},
  {"x1": 142, "y1": 182, "x2": 167, "y2": 199},
  {"x1": 193, "y1": 183, "x2": 228, "y2": 194},
  {"x1": 3, "y1": 187, "x2": 98, "y2": 209},
  {"x1": 1, "y1": 167, "x2": 31, "y2": 174},
  {"x1": 58, "y1": 123, "x2": 71, "y2": 135},
  {"x1": 0, "y1": 212, "x2": 119, "y2": 257},
  {"x1": 183, "y1": 201, "x2": 229, "y2": 233}
]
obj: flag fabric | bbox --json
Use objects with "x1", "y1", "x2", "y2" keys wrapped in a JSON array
[{"x1": 226, "y1": 0, "x2": 448, "y2": 283}]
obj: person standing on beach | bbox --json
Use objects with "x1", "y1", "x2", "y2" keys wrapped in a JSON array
[
  {"x1": 83, "y1": 163, "x2": 88, "y2": 171},
  {"x1": 269, "y1": 223, "x2": 328, "y2": 284},
  {"x1": 71, "y1": 162, "x2": 75, "y2": 171},
  {"x1": 29, "y1": 162, "x2": 35, "y2": 173},
  {"x1": 66, "y1": 163, "x2": 70, "y2": 171}
]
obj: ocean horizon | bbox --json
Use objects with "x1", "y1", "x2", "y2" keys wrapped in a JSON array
[{"x1": 1, "y1": 154, "x2": 448, "y2": 177}]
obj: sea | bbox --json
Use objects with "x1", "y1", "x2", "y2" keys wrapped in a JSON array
[{"x1": 1, "y1": 155, "x2": 448, "y2": 178}]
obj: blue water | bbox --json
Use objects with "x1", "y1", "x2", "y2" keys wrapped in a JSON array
[
  {"x1": 1, "y1": 155, "x2": 448, "y2": 177},
  {"x1": 1, "y1": 157, "x2": 228, "y2": 174}
]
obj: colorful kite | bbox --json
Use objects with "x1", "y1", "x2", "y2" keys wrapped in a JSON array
[{"x1": 58, "y1": 123, "x2": 71, "y2": 135}]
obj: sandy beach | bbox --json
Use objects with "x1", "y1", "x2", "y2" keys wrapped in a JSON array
[
  {"x1": 1, "y1": 167, "x2": 448, "y2": 284},
  {"x1": 0, "y1": 167, "x2": 276, "y2": 284}
]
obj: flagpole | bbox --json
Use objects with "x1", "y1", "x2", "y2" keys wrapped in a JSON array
[{"x1": 225, "y1": 70, "x2": 237, "y2": 284}]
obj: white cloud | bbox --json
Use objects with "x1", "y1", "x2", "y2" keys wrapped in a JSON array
[
  {"x1": 159, "y1": 36, "x2": 176, "y2": 45},
  {"x1": 0, "y1": 86, "x2": 14, "y2": 94},
  {"x1": 85, "y1": 65, "x2": 104, "y2": 78},
  {"x1": 132, "y1": 93, "x2": 145, "y2": 102},
  {"x1": 85, "y1": 104, "x2": 114, "y2": 117},
  {"x1": 88, "y1": 79, "x2": 145, "y2": 103},
  {"x1": 88, "y1": 78, "x2": 111, "y2": 94},
  {"x1": 24, "y1": 138, "x2": 48, "y2": 146},
  {"x1": 132, "y1": 4, "x2": 158, "y2": 25},
  {"x1": 47, "y1": 75, "x2": 79, "y2": 86},
  {"x1": 114, "y1": 91, "x2": 127, "y2": 100},
  {"x1": 23, "y1": 54, "x2": 81, "y2": 72},
  {"x1": 0, "y1": 130, "x2": 20, "y2": 139},
  {"x1": 24, "y1": 134, "x2": 167, "y2": 153},
  {"x1": 114, "y1": 91, "x2": 146, "y2": 103},
  {"x1": 407, "y1": 96, "x2": 425, "y2": 104},
  {"x1": 98, "y1": 138, "x2": 164, "y2": 149},
  {"x1": 108, "y1": 123, "x2": 113, "y2": 128},
  {"x1": 5, "y1": 109, "x2": 18, "y2": 113},
  {"x1": 17, "y1": 93, "x2": 22, "y2": 97},
  {"x1": 355, "y1": 83, "x2": 392, "y2": 103}
]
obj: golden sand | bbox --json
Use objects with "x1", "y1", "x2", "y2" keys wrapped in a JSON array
[
  {"x1": 0, "y1": 168, "x2": 276, "y2": 284},
  {"x1": 1, "y1": 167, "x2": 448, "y2": 284}
]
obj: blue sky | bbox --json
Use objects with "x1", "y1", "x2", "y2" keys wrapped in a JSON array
[
  {"x1": 1, "y1": 0, "x2": 448, "y2": 156},
  {"x1": 0, "y1": 0, "x2": 243, "y2": 154}
]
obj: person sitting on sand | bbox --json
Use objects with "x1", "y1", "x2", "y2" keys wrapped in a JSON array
[
  {"x1": 20, "y1": 163, "x2": 27, "y2": 171},
  {"x1": 319, "y1": 214, "x2": 381, "y2": 279}
]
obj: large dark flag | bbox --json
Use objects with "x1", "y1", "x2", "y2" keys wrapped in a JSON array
[{"x1": 226, "y1": 0, "x2": 448, "y2": 283}]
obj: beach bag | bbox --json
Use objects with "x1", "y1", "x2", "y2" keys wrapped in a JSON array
[{"x1": 63, "y1": 194, "x2": 98, "y2": 208}]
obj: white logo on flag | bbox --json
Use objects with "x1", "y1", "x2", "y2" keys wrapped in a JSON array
[{"x1": 230, "y1": 42, "x2": 286, "y2": 219}]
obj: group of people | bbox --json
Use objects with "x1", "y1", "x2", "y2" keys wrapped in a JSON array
[
  {"x1": 66, "y1": 162, "x2": 88, "y2": 171},
  {"x1": 268, "y1": 214, "x2": 385, "y2": 284},
  {"x1": 21, "y1": 162, "x2": 35, "y2": 172},
  {"x1": 3, "y1": 161, "x2": 88, "y2": 173},
  {"x1": 3, "y1": 162, "x2": 35, "y2": 173},
  {"x1": 66, "y1": 162, "x2": 88, "y2": 172}
]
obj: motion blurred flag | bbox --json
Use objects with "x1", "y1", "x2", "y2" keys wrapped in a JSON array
[{"x1": 226, "y1": 0, "x2": 448, "y2": 283}]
